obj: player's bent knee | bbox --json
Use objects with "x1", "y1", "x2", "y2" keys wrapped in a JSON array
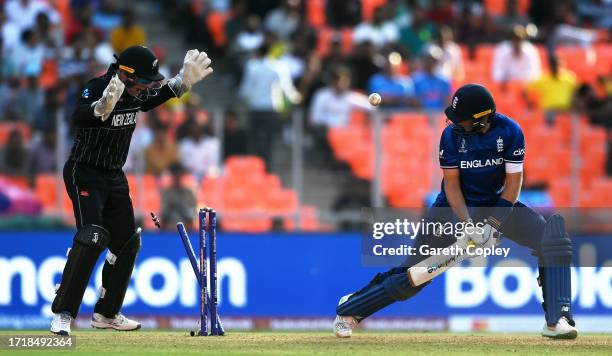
[
  {"x1": 51, "y1": 224, "x2": 110, "y2": 316},
  {"x1": 75, "y1": 224, "x2": 110, "y2": 250}
]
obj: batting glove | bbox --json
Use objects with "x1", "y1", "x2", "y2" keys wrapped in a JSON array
[
  {"x1": 93, "y1": 74, "x2": 125, "y2": 121},
  {"x1": 168, "y1": 49, "x2": 213, "y2": 97},
  {"x1": 470, "y1": 218, "x2": 502, "y2": 249}
]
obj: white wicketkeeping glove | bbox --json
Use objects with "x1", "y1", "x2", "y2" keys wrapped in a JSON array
[
  {"x1": 168, "y1": 49, "x2": 213, "y2": 97},
  {"x1": 93, "y1": 74, "x2": 125, "y2": 121}
]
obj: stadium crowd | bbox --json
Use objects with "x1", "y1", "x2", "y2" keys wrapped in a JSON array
[{"x1": 0, "y1": 0, "x2": 610, "y2": 230}]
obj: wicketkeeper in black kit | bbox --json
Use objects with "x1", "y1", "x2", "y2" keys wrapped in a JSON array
[{"x1": 50, "y1": 45, "x2": 213, "y2": 336}]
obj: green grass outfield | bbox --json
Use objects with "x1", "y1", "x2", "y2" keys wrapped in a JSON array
[{"x1": 0, "y1": 330, "x2": 610, "y2": 355}]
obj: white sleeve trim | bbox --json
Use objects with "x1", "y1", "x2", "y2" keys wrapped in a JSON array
[
  {"x1": 505, "y1": 162, "x2": 523, "y2": 173},
  {"x1": 440, "y1": 165, "x2": 458, "y2": 169},
  {"x1": 504, "y1": 159, "x2": 524, "y2": 163}
]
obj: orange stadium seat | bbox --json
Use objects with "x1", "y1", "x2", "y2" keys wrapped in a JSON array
[
  {"x1": 0, "y1": 122, "x2": 31, "y2": 145},
  {"x1": 341, "y1": 28, "x2": 354, "y2": 55},
  {"x1": 34, "y1": 174, "x2": 58, "y2": 213},
  {"x1": 549, "y1": 178, "x2": 573, "y2": 207},
  {"x1": 223, "y1": 186, "x2": 256, "y2": 212},
  {"x1": 362, "y1": 0, "x2": 387, "y2": 21},
  {"x1": 225, "y1": 156, "x2": 266, "y2": 177},
  {"x1": 307, "y1": 0, "x2": 326, "y2": 27},
  {"x1": 485, "y1": 0, "x2": 530, "y2": 15},
  {"x1": 206, "y1": 11, "x2": 229, "y2": 47},
  {"x1": 261, "y1": 189, "x2": 298, "y2": 215},
  {"x1": 316, "y1": 27, "x2": 334, "y2": 57},
  {"x1": 222, "y1": 214, "x2": 272, "y2": 232}
]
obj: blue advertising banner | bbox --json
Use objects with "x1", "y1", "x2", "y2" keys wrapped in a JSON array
[{"x1": 1, "y1": 231, "x2": 611, "y2": 330}]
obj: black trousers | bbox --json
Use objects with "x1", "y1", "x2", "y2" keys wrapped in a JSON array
[{"x1": 63, "y1": 160, "x2": 135, "y2": 253}]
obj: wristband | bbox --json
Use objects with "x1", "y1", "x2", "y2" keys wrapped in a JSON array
[{"x1": 488, "y1": 198, "x2": 514, "y2": 228}]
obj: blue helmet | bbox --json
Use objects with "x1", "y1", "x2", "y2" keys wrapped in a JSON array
[{"x1": 444, "y1": 84, "x2": 496, "y2": 133}]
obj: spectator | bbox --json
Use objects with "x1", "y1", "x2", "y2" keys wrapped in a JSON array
[
  {"x1": 412, "y1": 47, "x2": 452, "y2": 111},
  {"x1": 12, "y1": 29, "x2": 44, "y2": 77},
  {"x1": 178, "y1": 119, "x2": 220, "y2": 179},
  {"x1": 0, "y1": 128, "x2": 28, "y2": 176},
  {"x1": 353, "y1": 5, "x2": 399, "y2": 49},
  {"x1": 494, "y1": 0, "x2": 529, "y2": 38},
  {"x1": 310, "y1": 66, "x2": 371, "y2": 129},
  {"x1": 28, "y1": 128, "x2": 56, "y2": 175},
  {"x1": 233, "y1": 15, "x2": 264, "y2": 55},
  {"x1": 109, "y1": 8, "x2": 146, "y2": 53},
  {"x1": 34, "y1": 12, "x2": 62, "y2": 59},
  {"x1": 348, "y1": 40, "x2": 383, "y2": 91},
  {"x1": 399, "y1": 5, "x2": 436, "y2": 58},
  {"x1": 264, "y1": 0, "x2": 300, "y2": 41},
  {"x1": 367, "y1": 52, "x2": 415, "y2": 110},
  {"x1": 576, "y1": 0, "x2": 612, "y2": 29},
  {"x1": 309, "y1": 66, "x2": 370, "y2": 165},
  {"x1": 160, "y1": 163, "x2": 197, "y2": 231},
  {"x1": 1, "y1": 7, "x2": 20, "y2": 56},
  {"x1": 4, "y1": 0, "x2": 60, "y2": 33},
  {"x1": 225, "y1": 0, "x2": 248, "y2": 43},
  {"x1": 223, "y1": 109, "x2": 248, "y2": 159},
  {"x1": 145, "y1": 125, "x2": 177, "y2": 175},
  {"x1": 426, "y1": 26, "x2": 464, "y2": 81},
  {"x1": 238, "y1": 43, "x2": 300, "y2": 167},
  {"x1": 455, "y1": 3, "x2": 496, "y2": 53},
  {"x1": 326, "y1": 0, "x2": 361, "y2": 28},
  {"x1": 92, "y1": 0, "x2": 122, "y2": 36},
  {"x1": 492, "y1": 25, "x2": 541, "y2": 84},
  {"x1": 20, "y1": 76, "x2": 44, "y2": 124},
  {"x1": 525, "y1": 55, "x2": 577, "y2": 125},
  {"x1": 0, "y1": 76, "x2": 26, "y2": 120}
]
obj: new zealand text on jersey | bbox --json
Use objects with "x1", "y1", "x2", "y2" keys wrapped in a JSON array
[
  {"x1": 460, "y1": 157, "x2": 503, "y2": 169},
  {"x1": 111, "y1": 112, "x2": 137, "y2": 127}
]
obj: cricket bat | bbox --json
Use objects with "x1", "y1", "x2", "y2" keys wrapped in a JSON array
[{"x1": 407, "y1": 238, "x2": 474, "y2": 287}]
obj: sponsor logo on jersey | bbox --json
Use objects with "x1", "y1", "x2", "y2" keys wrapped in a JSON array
[
  {"x1": 496, "y1": 136, "x2": 504, "y2": 152},
  {"x1": 513, "y1": 148, "x2": 526, "y2": 156},
  {"x1": 439, "y1": 149, "x2": 444, "y2": 158},
  {"x1": 460, "y1": 157, "x2": 504, "y2": 169},
  {"x1": 111, "y1": 112, "x2": 138, "y2": 127},
  {"x1": 82, "y1": 89, "x2": 89, "y2": 98}
]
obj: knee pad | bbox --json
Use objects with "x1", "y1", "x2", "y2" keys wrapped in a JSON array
[
  {"x1": 539, "y1": 214, "x2": 573, "y2": 326},
  {"x1": 95, "y1": 228, "x2": 142, "y2": 317},
  {"x1": 336, "y1": 271, "x2": 423, "y2": 321},
  {"x1": 52, "y1": 225, "x2": 109, "y2": 317}
]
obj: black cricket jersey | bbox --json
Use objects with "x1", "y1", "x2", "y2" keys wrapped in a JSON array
[{"x1": 68, "y1": 65, "x2": 176, "y2": 170}]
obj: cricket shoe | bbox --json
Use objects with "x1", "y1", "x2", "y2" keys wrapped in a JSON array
[
  {"x1": 334, "y1": 294, "x2": 358, "y2": 338},
  {"x1": 91, "y1": 313, "x2": 141, "y2": 331},
  {"x1": 50, "y1": 312, "x2": 72, "y2": 336},
  {"x1": 542, "y1": 317, "x2": 578, "y2": 339}
]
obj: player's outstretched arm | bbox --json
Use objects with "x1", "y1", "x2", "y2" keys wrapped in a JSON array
[
  {"x1": 141, "y1": 49, "x2": 214, "y2": 112},
  {"x1": 168, "y1": 49, "x2": 213, "y2": 98}
]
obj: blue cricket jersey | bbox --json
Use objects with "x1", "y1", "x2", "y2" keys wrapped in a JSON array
[{"x1": 435, "y1": 113, "x2": 526, "y2": 205}]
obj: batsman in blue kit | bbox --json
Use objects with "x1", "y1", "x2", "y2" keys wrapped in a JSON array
[{"x1": 333, "y1": 84, "x2": 577, "y2": 339}]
